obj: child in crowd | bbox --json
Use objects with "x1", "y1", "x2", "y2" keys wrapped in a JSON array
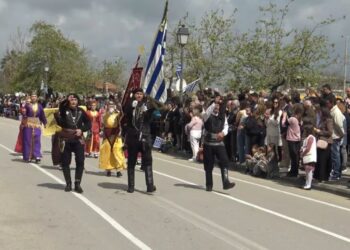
[
  {"x1": 300, "y1": 124, "x2": 317, "y2": 190},
  {"x1": 245, "y1": 145, "x2": 264, "y2": 174},
  {"x1": 253, "y1": 143, "x2": 278, "y2": 178},
  {"x1": 245, "y1": 143, "x2": 278, "y2": 178}
]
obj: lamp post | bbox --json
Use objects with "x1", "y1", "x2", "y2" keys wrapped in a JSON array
[
  {"x1": 44, "y1": 63, "x2": 49, "y2": 95},
  {"x1": 343, "y1": 35, "x2": 349, "y2": 95},
  {"x1": 176, "y1": 24, "x2": 189, "y2": 103}
]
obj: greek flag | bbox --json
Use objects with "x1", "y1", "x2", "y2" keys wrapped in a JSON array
[
  {"x1": 143, "y1": 0, "x2": 168, "y2": 103},
  {"x1": 183, "y1": 78, "x2": 200, "y2": 93},
  {"x1": 153, "y1": 136, "x2": 165, "y2": 149},
  {"x1": 176, "y1": 64, "x2": 182, "y2": 79}
]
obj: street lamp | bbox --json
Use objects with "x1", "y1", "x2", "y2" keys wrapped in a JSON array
[
  {"x1": 176, "y1": 24, "x2": 189, "y2": 102},
  {"x1": 343, "y1": 35, "x2": 349, "y2": 95},
  {"x1": 44, "y1": 63, "x2": 49, "y2": 95}
]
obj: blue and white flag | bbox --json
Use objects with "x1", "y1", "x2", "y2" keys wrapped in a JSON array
[
  {"x1": 143, "y1": 0, "x2": 168, "y2": 103},
  {"x1": 176, "y1": 64, "x2": 182, "y2": 79},
  {"x1": 153, "y1": 136, "x2": 165, "y2": 149},
  {"x1": 183, "y1": 78, "x2": 200, "y2": 93}
]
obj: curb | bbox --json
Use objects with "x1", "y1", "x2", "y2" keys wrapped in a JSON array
[{"x1": 154, "y1": 148, "x2": 350, "y2": 197}]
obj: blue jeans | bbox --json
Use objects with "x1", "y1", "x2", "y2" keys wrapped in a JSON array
[
  {"x1": 330, "y1": 138, "x2": 342, "y2": 178},
  {"x1": 237, "y1": 129, "x2": 246, "y2": 163}
]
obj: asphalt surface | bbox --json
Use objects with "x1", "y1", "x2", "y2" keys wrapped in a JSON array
[{"x1": 1, "y1": 117, "x2": 350, "y2": 250}]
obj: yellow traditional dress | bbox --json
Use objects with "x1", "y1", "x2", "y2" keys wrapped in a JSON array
[{"x1": 99, "y1": 111, "x2": 126, "y2": 171}]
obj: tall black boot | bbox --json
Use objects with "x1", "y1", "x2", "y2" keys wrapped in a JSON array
[
  {"x1": 127, "y1": 168, "x2": 135, "y2": 193},
  {"x1": 62, "y1": 166, "x2": 72, "y2": 192},
  {"x1": 221, "y1": 168, "x2": 235, "y2": 190},
  {"x1": 205, "y1": 170, "x2": 213, "y2": 191},
  {"x1": 74, "y1": 180, "x2": 83, "y2": 193},
  {"x1": 145, "y1": 165, "x2": 156, "y2": 192}
]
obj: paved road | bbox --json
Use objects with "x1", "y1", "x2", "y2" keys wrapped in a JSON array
[{"x1": 1, "y1": 117, "x2": 350, "y2": 250}]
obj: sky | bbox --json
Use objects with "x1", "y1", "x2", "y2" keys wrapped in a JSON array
[{"x1": 0, "y1": 0, "x2": 349, "y2": 69}]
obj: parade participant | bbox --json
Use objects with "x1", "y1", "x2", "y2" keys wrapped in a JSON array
[
  {"x1": 85, "y1": 100, "x2": 101, "y2": 158},
  {"x1": 124, "y1": 88, "x2": 158, "y2": 193},
  {"x1": 21, "y1": 92, "x2": 47, "y2": 163},
  {"x1": 14, "y1": 96, "x2": 30, "y2": 154},
  {"x1": 202, "y1": 94, "x2": 236, "y2": 191},
  {"x1": 56, "y1": 94, "x2": 91, "y2": 193},
  {"x1": 99, "y1": 101, "x2": 126, "y2": 177}
]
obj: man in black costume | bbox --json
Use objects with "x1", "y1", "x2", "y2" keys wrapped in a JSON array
[
  {"x1": 202, "y1": 94, "x2": 236, "y2": 192},
  {"x1": 124, "y1": 88, "x2": 157, "y2": 193},
  {"x1": 56, "y1": 94, "x2": 91, "y2": 193}
]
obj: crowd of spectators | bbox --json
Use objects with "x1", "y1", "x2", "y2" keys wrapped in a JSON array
[
  {"x1": 2, "y1": 84, "x2": 350, "y2": 186},
  {"x1": 151, "y1": 84, "x2": 350, "y2": 185}
]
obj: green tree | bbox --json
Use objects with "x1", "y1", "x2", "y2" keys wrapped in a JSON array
[
  {"x1": 97, "y1": 57, "x2": 127, "y2": 87},
  {"x1": 13, "y1": 21, "x2": 94, "y2": 93},
  {"x1": 167, "y1": 10, "x2": 236, "y2": 89},
  {"x1": 0, "y1": 49, "x2": 24, "y2": 92},
  {"x1": 228, "y1": 1, "x2": 340, "y2": 91}
]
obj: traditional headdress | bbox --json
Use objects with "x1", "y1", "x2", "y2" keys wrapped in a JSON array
[{"x1": 132, "y1": 87, "x2": 144, "y2": 94}]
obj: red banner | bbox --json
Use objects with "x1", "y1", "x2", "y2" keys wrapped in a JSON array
[{"x1": 121, "y1": 56, "x2": 143, "y2": 108}]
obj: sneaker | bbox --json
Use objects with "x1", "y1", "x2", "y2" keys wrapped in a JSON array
[
  {"x1": 54, "y1": 164, "x2": 62, "y2": 170},
  {"x1": 303, "y1": 185, "x2": 311, "y2": 190},
  {"x1": 239, "y1": 162, "x2": 246, "y2": 168},
  {"x1": 106, "y1": 170, "x2": 111, "y2": 177},
  {"x1": 116, "y1": 171, "x2": 122, "y2": 177},
  {"x1": 328, "y1": 176, "x2": 340, "y2": 181},
  {"x1": 188, "y1": 158, "x2": 194, "y2": 162}
]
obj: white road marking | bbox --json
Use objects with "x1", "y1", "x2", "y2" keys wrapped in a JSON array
[
  {"x1": 0, "y1": 143, "x2": 151, "y2": 250},
  {"x1": 3, "y1": 118, "x2": 349, "y2": 212},
  {"x1": 153, "y1": 196, "x2": 268, "y2": 250},
  {"x1": 153, "y1": 170, "x2": 350, "y2": 244},
  {"x1": 154, "y1": 155, "x2": 350, "y2": 212}
]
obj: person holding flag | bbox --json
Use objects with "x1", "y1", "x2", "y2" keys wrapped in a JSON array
[
  {"x1": 124, "y1": 88, "x2": 161, "y2": 193},
  {"x1": 123, "y1": 0, "x2": 167, "y2": 193}
]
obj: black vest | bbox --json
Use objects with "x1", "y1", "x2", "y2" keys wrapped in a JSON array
[{"x1": 204, "y1": 114, "x2": 225, "y2": 134}]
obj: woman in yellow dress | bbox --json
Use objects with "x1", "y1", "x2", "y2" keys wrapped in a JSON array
[{"x1": 99, "y1": 101, "x2": 126, "y2": 177}]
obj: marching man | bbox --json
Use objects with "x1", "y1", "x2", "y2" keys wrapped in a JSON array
[
  {"x1": 202, "y1": 94, "x2": 236, "y2": 191},
  {"x1": 124, "y1": 88, "x2": 158, "y2": 193}
]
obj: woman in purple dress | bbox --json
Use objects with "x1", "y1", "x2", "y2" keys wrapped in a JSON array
[{"x1": 21, "y1": 92, "x2": 47, "y2": 163}]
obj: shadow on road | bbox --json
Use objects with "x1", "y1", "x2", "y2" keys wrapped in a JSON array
[
  {"x1": 11, "y1": 158, "x2": 25, "y2": 163},
  {"x1": 10, "y1": 153, "x2": 21, "y2": 156},
  {"x1": 85, "y1": 170, "x2": 108, "y2": 177},
  {"x1": 40, "y1": 165, "x2": 62, "y2": 171},
  {"x1": 37, "y1": 183, "x2": 64, "y2": 190},
  {"x1": 98, "y1": 182, "x2": 128, "y2": 191},
  {"x1": 174, "y1": 183, "x2": 205, "y2": 191},
  {"x1": 97, "y1": 182, "x2": 153, "y2": 195}
]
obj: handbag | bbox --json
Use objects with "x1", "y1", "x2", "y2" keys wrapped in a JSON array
[
  {"x1": 316, "y1": 139, "x2": 328, "y2": 149},
  {"x1": 196, "y1": 147, "x2": 204, "y2": 162}
]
